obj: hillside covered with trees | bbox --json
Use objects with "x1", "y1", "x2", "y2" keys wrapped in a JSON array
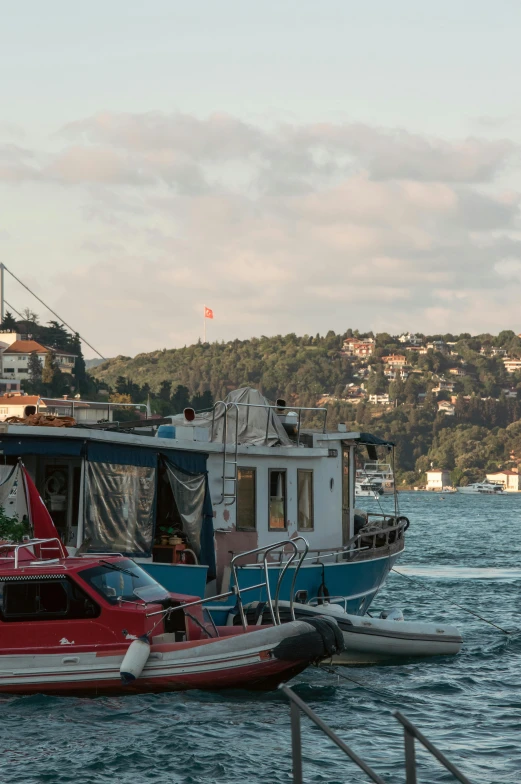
[{"x1": 90, "y1": 329, "x2": 521, "y2": 487}]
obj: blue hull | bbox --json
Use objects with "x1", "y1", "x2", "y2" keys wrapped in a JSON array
[{"x1": 142, "y1": 550, "x2": 402, "y2": 625}]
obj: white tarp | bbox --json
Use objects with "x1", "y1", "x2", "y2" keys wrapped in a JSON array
[
  {"x1": 169, "y1": 387, "x2": 292, "y2": 447},
  {"x1": 0, "y1": 464, "x2": 28, "y2": 520}
]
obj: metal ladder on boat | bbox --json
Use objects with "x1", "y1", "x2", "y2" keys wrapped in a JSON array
[
  {"x1": 281, "y1": 684, "x2": 473, "y2": 784},
  {"x1": 212, "y1": 400, "x2": 240, "y2": 506}
]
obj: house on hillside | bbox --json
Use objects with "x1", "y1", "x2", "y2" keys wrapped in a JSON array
[
  {"x1": 426, "y1": 340, "x2": 448, "y2": 354},
  {"x1": 503, "y1": 358, "x2": 521, "y2": 374},
  {"x1": 437, "y1": 400, "x2": 455, "y2": 416},
  {"x1": 384, "y1": 367, "x2": 409, "y2": 381},
  {"x1": 449, "y1": 367, "x2": 467, "y2": 376},
  {"x1": 426, "y1": 469, "x2": 451, "y2": 490},
  {"x1": 342, "y1": 337, "x2": 375, "y2": 358},
  {"x1": 0, "y1": 393, "x2": 113, "y2": 423},
  {"x1": 485, "y1": 470, "x2": 521, "y2": 492},
  {"x1": 398, "y1": 333, "x2": 423, "y2": 346},
  {"x1": 368, "y1": 393, "x2": 390, "y2": 405},
  {"x1": 382, "y1": 354, "x2": 407, "y2": 368},
  {"x1": 1, "y1": 339, "x2": 76, "y2": 382},
  {"x1": 431, "y1": 378, "x2": 455, "y2": 395}
]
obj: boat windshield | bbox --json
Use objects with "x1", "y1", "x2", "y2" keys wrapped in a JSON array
[{"x1": 79, "y1": 559, "x2": 169, "y2": 604}]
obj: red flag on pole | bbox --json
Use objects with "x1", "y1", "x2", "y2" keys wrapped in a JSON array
[
  {"x1": 21, "y1": 465, "x2": 68, "y2": 558},
  {"x1": 204, "y1": 306, "x2": 214, "y2": 319}
]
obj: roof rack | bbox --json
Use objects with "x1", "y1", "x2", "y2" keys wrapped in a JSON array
[{"x1": 0, "y1": 538, "x2": 68, "y2": 569}]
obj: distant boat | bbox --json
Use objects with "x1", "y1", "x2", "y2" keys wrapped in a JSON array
[
  {"x1": 355, "y1": 460, "x2": 395, "y2": 495},
  {"x1": 355, "y1": 480, "x2": 383, "y2": 499},
  {"x1": 457, "y1": 482, "x2": 504, "y2": 495}
]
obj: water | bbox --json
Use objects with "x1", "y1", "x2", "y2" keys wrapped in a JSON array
[{"x1": 1, "y1": 493, "x2": 520, "y2": 783}]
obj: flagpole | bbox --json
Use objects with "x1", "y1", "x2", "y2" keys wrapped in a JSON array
[{"x1": 204, "y1": 305, "x2": 206, "y2": 343}]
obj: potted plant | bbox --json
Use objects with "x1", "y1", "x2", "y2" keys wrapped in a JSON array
[{"x1": 0, "y1": 509, "x2": 31, "y2": 543}]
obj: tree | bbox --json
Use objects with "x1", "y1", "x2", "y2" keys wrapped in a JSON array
[
  {"x1": 21, "y1": 308, "x2": 39, "y2": 324},
  {"x1": 158, "y1": 380, "x2": 172, "y2": 401},
  {"x1": 46, "y1": 321, "x2": 70, "y2": 351},
  {"x1": 70, "y1": 333, "x2": 88, "y2": 394},
  {"x1": 0, "y1": 311, "x2": 17, "y2": 331},
  {"x1": 28, "y1": 351, "x2": 42, "y2": 386},
  {"x1": 42, "y1": 350, "x2": 63, "y2": 394},
  {"x1": 171, "y1": 385, "x2": 191, "y2": 414}
]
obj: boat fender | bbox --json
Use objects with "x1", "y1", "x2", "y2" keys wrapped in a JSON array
[
  {"x1": 379, "y1": 608, "x2": 404, "y2": 621},
  {"x1": 120, "y1": 635, "x2": 151, "y2": 685},
  {"x1": 272, "y1": 617, "x2": 345, "y2": 663},
  {"x1": 396, "y1": 516, "x2": 410, "y2": 531},
  {"x1": 304, "y1": 617, "x2": 345, "y2": 658}
]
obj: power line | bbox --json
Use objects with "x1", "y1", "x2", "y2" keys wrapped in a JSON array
[{"x1": 1, "y1": 264, "x2": 106, "y2": 360}]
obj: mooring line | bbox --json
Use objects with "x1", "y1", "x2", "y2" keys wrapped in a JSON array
[
  {"x1": 391, "y1": 568, "x2": 512, "y2": 635},
  {"x1": 319, "y1": 665, "x2": 425, "y2": 704}
]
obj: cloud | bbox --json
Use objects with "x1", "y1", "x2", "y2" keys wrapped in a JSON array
[{"x1": 2, "y1": 110, "x2": 521, "y2": 355}]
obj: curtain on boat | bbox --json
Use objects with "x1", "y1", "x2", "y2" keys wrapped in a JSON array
[
  {"x1": 83, "y1": 461, "x2": 156, "y2": 556},
  {"x1": 162, "y1": 456, "x2": 216, "y2": 579}
]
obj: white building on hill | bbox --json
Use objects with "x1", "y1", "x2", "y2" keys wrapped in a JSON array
[{"x1": 0, "y1": 339, "x2": 76, "y2": 382}]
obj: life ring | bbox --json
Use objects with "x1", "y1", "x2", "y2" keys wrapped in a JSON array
[
  {"x1": 396, "y1": 515, "x2": 410, "y2": 531},
  {"x1": 45, "y1": 472, "x2": 67, "y2": 495}
]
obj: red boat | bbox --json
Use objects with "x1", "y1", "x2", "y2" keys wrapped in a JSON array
[{"x1": 0, "y1": 538, "x2": 342, "y2": 694}]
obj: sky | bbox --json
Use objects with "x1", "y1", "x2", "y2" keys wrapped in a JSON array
[{"x1": 2, "y1": 0, "x2": 521, "y2": 357}]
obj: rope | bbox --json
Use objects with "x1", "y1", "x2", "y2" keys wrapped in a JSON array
[
  {"x1": 391, "y1": 568, "x2": 512, "y2": 635},
  {"x1": 319, "y1": 664, "x2": 422, "y2": 704}
]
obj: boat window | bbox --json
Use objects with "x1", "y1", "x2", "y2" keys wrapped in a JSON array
[
  {"x1": 269, "y1": 469, "x2": 286, "y2": 530},
  {"x1": 78, "y1": 559, "x2": 170, "y2": 605},
  {"x1": 297, "y1": 470, "x2": 314, "y2": 530},
  {"x1": 0, "y1": 578, "x2": 100, "y2": 622},
  {"x1": 237, "y1": 468, "x2": 256, "y2": 529}
]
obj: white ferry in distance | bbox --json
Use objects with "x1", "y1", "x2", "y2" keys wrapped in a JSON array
[{"x1": 457, "y1": 481, "x2": 504, "y2": 495}]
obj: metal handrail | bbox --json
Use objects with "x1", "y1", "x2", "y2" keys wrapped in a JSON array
[
  {"x1": 147, "y1": 538, "x2": 310, "y2": 632},
  {"x1": 230, "y1": 537, "x2": 309, "y2": 627},
  {"x1": 234, "y1": 517, "x2": 407, "y2": 567},
  {"x1": 210, "y1": 399, "x2": 328, "y2": 445},
  {"x1": 281, "y1": 685, "x2": 473, "y2": 784},
  {"x1": 35, "y1": 397, "x2": 148, "y2": 421},
  {"x1": 0, "y1": 537, "x2": 67, "y2": 568},
  {"x1": 395, "y1": 712, "x2": 473, "y2": 784},
  {"x1": 210, "y1": 397, "x2": 327, "y2": 506},
  {"x1": 280, "y1": 684, "x2": 386, "y2": 784}
]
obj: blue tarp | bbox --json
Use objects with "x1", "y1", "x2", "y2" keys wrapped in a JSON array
[
  {"x1": 0, "y1": 437, "x2": 84, "y2": 456},
  {"x1": 87, "y1": 441, "x2": 157, "y2": 467}
]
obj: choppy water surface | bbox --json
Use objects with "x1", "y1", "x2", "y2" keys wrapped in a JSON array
[{"x1": 1, "y1": 493, "x2": 521, "y2": 783}]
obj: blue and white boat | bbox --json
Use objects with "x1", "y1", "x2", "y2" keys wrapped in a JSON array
[{"x1": 0, "y1": 387, "x2": 407, "y2": 619}]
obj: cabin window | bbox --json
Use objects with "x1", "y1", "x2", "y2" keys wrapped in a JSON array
[
  {"x1": 297, "y1": 470, "x2": 314, "y2": 530},
  {"x1": 0, "y1": 578, "x2": 99, "y2": 622},
  {"x1": 237, "y1": 468, "x2": 256, "y2": 529},
  {"x1": 269, "y1": 469, "x2": 286, "y2": 530}
]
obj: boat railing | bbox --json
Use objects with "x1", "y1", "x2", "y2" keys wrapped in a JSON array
[
  {"x1": 281, "y1": 684, "x2": 473, "y2": 784},
  {"x1": 236, "y1": 517, "x2": 407, "y2": 567},
  {"x1": 34, "y1": 397, "x2": 149, "y2": 422},
  {"x1": 211, "y1": 399, "x2": 327, "y2": 505},
  {"x1": 146, "y1": 537, "x2": 309, "y2": 631},
  {"x1": 0, "y1": 537, "x2": 68, "y2": 568}
]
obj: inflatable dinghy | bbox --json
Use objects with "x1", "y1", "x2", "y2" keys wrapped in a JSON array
[{"x1": 233, "y1": 602, "x2": 462, "y2": 665}]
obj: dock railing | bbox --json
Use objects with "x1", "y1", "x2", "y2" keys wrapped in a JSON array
[{"x1": 280, "y1": 684, "x2": 473, "y2": 784}]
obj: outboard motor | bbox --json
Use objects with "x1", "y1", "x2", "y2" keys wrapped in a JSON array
[{"x1": 380, "y1": 608, "x2": 404, "y2": 622}]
